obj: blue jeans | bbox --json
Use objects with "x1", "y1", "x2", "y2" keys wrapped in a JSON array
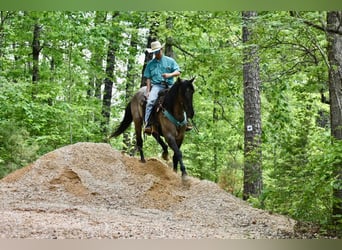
[{"x1": 145, "y1": 84, "x2": 167, "y2": 124}]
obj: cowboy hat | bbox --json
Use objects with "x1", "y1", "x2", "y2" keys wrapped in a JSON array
[{"x1": 146, "y1": 40, "x2": 165, "y2": 53}]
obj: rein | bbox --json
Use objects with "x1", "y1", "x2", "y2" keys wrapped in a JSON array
[
  {"x1": 155, "y1": 88, "x2": 188, "y2": 128},
  {"x1": 162, "y1": 109, "x2": 187, "y2": 128}
]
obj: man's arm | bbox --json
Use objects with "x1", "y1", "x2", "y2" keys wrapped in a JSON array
[
  {"x1": 162, "y1": 70, "x2": 180, "y2": 79},
  {"x1": 162, "y1": 58, "x2": 181, "y2": 79}
]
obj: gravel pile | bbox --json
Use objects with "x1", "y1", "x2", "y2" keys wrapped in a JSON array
[{"x1": 0, "y1": 142, "x2": 296, "y2": 239}]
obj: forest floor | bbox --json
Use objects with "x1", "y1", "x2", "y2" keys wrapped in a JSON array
[{"x1": 0, "y1": 142, "x2": 320, "y2": 239}]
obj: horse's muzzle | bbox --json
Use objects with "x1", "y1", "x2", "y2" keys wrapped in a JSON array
[{"x1": 187, "y1": 110, "x2": 194, "y2": 119}]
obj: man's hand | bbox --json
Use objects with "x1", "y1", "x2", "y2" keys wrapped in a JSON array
[
  {"x1": 162, "y1": 73, "x2": 171, "y2": 79},
  {"x1": 162, "y1": 71, "x2": 180, "y2": 79}
]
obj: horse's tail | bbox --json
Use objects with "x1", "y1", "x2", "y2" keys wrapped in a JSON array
[{"x1": 110, "y1": 102, "x2": 133, "y2": 138}]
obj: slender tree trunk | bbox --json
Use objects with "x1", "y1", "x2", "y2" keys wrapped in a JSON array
[
  {"x1": 242, "y1": 11, "x2": 263, "y2": 200},
  {"x1": 140, "y1": 12, "x2": 159, "y2": 87},
  {"x1": 88, "y1": 11, "x2": 105, "y2": 100},
  {"x1": 101, "y1": 37, "x2": 115, "y2": 134},
  {"x1": 32, "y1": 22, "x2": 41, "y2": 84},
  {"x1": 141, "y1": 36, "x2": 154, "y2": 88},
  {"x1": 0, "y1": 11, "x2": 12, "y2": 71},
  {"x1": 0, "y1": 11, "x2": 5, "y2": 71},
  {"x1": 101, "y1": 13, "x2": 118, "y2": 135},
  {"x1": 123, "y1": 30, "x2": 138, "y2": 154},
  {"x1": 213, "y1": 90, "x2": 219, "y2": 182},
  {"x1": 327, "y1": 11, "x2": 342, "y2": 223},
  {"x1": 165, "y1": 16, "x2": 175, "y2": 58}
]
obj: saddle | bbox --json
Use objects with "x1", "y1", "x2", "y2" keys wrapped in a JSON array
[{"x1": 155, "y1": 89, "x2": 169, "y2": 112}]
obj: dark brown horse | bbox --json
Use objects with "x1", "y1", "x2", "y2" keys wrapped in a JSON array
[{"x1": 110, "y1": 77, "x2": 195, "y2": 177}]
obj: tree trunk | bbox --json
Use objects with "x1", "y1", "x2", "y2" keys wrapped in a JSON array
[
  {"x1": 212, "y1": 90, "x2": 219, "y2": 182},
  {"x1": 140, "y1": 12, "x2": 159, "y2": 87},
  {"x1": 327, "y1": 11, "x2": 342, "y2": 222},
  {"x1": 32, "y1": 22, "x2": 41, "y2": 84},
  {"x1": 242, "y1": 11, "x2": 263, "y2": 200},
  {"x1": 0, "y1": 11, "x2": 6, "y2": 70},
  {"x1": 140, "y1": 36, "x2": 154, "y2": 88},
  {"x1": 101, "y1": 13, "x2": 117, "y2": 135},
  {"x1": 88, "y1": 11, "x2": 105, "y2": 100},
  {"x1": 123, "y1": 29, "x2": 138, "y2": 155},
  {"x1": 165, "y1": 16, "x2": 175, "y2": 58},
  {"x1": 101, "y1": 38, "x2": 115, "y2": 134},
  {"x1": 0, "y1": 11, "x2": 12, "y2": 70}
]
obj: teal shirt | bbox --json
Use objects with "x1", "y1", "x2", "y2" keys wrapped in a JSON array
[{"x1": 143, "y1": 55, "x2": 180, "y2": 86}]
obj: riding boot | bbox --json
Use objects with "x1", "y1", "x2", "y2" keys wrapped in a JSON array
[
  {"x1": 144, "y1": 114, "x2": 153, "y2": 135},
  {"x1": 144, "y1": 123, "x2": 152, "y2": 135}
]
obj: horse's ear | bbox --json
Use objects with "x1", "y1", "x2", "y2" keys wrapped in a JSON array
[{"x1": 190, "y1": 76, "x2": 196, "y2": 82}]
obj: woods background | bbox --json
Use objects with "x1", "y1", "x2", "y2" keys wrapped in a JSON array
[{"x1": 0, "y1": 11, "x2": 341, "y2": 235}]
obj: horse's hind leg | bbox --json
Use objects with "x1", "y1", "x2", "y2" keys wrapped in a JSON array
[
  {"x1": 134, "y1": 121, "x2": 145, "y2": 163},
  {"x1": 136, "y1": 136, "x2": 145, "y2": 163},
  {"x1": 152, "y1": 133, "x2": 168, "y2": 160}
]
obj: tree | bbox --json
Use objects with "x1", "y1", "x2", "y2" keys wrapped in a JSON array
[
  {"x1": 2, "y1": 11, "x2": 342, "y2": 232},
  {"x1": 164, "y1": 16, "x2": 175, "y2": 58},
  {"x1": 123, "y1": 14, "x2": 140, "y2": 154},
  {"x1": 242, "y1": 11, "x2": 262, "y2": 200},
  {"x1": 31, "y1": 19, "x2": 41, "y2": 84},
  {"x1": 140, "y1": 12, "x2": 159, "y2": 87},
  {"x1": 87, "y1": 11, "x2": 107, "y2": 100},
  {"x1": 327, "y1": 11, "x2": 342, "y2": 225},
  {"x1": 0, "y1": 11, "x2": 13, "y2": 71},
  {"x1": 101, "y1": 12, "x2": 120, "y2": 135}
]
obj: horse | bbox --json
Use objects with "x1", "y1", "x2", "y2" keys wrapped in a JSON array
[{"x1": 109, "y1": 77, "x2": 195, "y2": 177}]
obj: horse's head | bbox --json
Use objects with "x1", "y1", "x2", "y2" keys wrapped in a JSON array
[{"x1": 176, "y1": 77, "x2": 195, "y2": 119}]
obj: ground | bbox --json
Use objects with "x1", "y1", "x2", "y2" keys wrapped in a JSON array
[{"x1": 0, "y1": 142, "x2": 297, "y2": 239}]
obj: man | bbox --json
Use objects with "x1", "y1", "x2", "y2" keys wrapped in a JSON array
[{"x1": 143, "y1": 40, "x2": 181, "y2": 134}]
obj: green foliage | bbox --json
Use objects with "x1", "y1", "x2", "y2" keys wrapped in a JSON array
[
  {"x1": 262, "y1": 135, "x2": 339, "y2": 225},
  {"x1": 218, "y1": 162, "x2": 244, "y2": 197},
  {"x1": 0, "y1": 120, "x2": 39, "y2": 178},
  {"x1": 261, "y1": 81, "x2": 335, "y2": 224},
  {"x1": 0, "y1": 11, "x2": 341, "y2": 233}
]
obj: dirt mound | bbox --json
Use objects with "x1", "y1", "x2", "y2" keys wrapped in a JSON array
[{"x1": 0, "y1": 142, "x2": 296, "y2": 239}]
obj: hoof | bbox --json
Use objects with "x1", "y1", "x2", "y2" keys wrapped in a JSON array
[
  {"x1": 181, "y1": 174, "x2": 190, "y2": 186},
  {"x1": 162, "y1": 151, "x2": 169, "y2": 161},
  {"x1": 140, "y1": 159, "x2": 146, "y2": 163},
  {"x1": 181, "y1": 172, "x2": 188, "y2": 179}
]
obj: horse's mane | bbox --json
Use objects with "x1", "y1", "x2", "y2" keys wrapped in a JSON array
[
  {"x1": 163, "y1": 79, "x2": 181, "y2": 110},
  {"x1": 163, "y1": 78, "x2": 194, "y2": 111}
]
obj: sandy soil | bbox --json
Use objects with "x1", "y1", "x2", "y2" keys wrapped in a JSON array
[{"x1": 0, "y1": 142, "x2": 296, "y2": 239}]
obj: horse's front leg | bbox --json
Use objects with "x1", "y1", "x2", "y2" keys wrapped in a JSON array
[
  {"x1": 167, "y1": 137, "x2": 187, "y2": 177},
  {"x1": 172, "y1": 154, "x2": 179, "y2": 172},
  {"x1": 152, "y1": 132, "x2": 169, "y2": 160}
]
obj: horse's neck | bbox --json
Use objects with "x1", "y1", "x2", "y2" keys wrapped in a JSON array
[{"x1": 164, "y1": 89, "x2": 184, "y2": 120}]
